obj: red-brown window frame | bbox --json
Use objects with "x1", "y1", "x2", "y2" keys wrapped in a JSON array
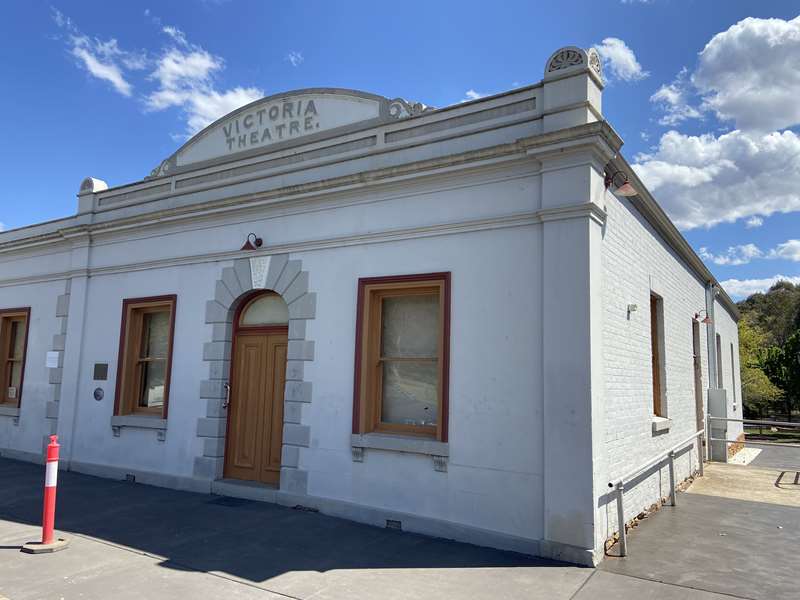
[
  {"x1": 0, "y1": 307, "x2": 31, "y2": 408},
  {"x1": 650, "y1": 293, "x2": 665, "y2": 417},
  {"x1": 352, "y1": 272, "x2": 451, "y2": 442},
  {"x1": 113, "y1": 295, "x2": 177, "y2": 419}
]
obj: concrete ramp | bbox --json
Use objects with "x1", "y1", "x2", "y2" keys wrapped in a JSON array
[
  {"x1": 601, "y1": 463, "x2": 799, "y2": 600},
  {"x1": 688, "y1": 462, "x2": 800, "y2": 507}
]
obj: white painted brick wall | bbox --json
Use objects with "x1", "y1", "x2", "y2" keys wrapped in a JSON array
[{"x1": 597, "y1": 191, "x2": 741, "y2": 543}]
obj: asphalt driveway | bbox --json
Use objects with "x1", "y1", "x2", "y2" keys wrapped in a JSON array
[{"x1": 0, "y1": 457, "x2": 795, "y2": 599}]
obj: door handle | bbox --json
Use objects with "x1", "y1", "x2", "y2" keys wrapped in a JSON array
[{"x1": 222, "y1": 382, "x2": 231, "y2": 409}]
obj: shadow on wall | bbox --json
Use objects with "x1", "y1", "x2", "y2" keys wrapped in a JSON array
[{"x1": 0, "y1": 458, "x2": 569, "y2": 582}]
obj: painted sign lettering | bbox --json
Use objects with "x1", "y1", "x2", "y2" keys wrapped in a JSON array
[{"x1": 221, "y1": 99, "x2": 319, "y2": 153}]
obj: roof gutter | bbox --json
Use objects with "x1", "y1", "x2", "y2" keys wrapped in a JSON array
[{"x1": 607, "y1": 153, "x2": 740, "y2": 321}]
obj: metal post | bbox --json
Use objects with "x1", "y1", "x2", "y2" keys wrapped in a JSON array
[
  {"x1": 615, "y1": 481, "x2": 627, "y2": 557},
  {"x1": 668, "y1": 450, "x2": 676, "y2": 506}
]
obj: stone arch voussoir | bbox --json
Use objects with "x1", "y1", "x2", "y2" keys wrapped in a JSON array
[{"x1": 194, "y1": 254, "x2": 316, "y2": 495}]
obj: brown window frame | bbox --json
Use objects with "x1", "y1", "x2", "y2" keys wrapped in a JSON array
[
  {"x1": 0, "y1": 307, "x2": 30, "y2": 408},
  {"x1": 352, "y1": 273, "x2": 451, "y2": 442},
  {"x1": 650, "y1": 293, "x2": 666, "y2": 417},
  {"x1": 113, "y1": 295, "x2": 177, "y2": 418}
]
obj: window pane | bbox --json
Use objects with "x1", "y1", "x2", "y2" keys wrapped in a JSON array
[
  {"x1": 8, "y1": 361, "x2": 22, "y2": 389},
  {"x1": 9, "y1": 320, "x2": 24, "y2": 359},
  {"x1": 141, "y1": 311, "x2": 170, "y2": 359},
  {"x1": 241, "y1": 294, "x2": 289, "y2": 326},
  {"x1": 381, "y1": 361, "x2": 438, "y2": 426},
  {"x1": 381, "y1": 294, "x2": 439, "y2": 358},
  {"x1": 139, "y1": 360, "x2": 165, "y2": 408}
]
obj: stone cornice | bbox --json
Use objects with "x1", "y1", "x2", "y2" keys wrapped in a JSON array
[
  {"x1": 0, "y1": 200, "x2": 612, "y2": 288},
  {"x1": 0, "y1": 122, "x2": 617, "y2": 257}
]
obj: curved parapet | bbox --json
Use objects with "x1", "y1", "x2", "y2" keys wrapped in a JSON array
[{"x1": 148, "y1": 88, "x2": 434, "y2": 178}]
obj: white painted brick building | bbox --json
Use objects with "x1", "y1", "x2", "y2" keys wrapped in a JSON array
[{"x1": 0, "y1": 46, "x2": 741, "y2": 566}]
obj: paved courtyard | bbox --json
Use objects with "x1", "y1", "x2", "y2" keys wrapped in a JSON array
[{"x1": 0, "y1": 456, "x2": 797, "y2": 599}]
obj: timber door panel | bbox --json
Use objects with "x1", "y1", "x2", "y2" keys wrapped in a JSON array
[
  {"x1": 225, "y1": 330, "x2": 287, "y2": 485},
  {"x1": 264, "y1": 341, "x2": 287, "y2": 477}
]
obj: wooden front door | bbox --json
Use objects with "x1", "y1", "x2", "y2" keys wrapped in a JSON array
[{"x1": 224, "y1": 328, "x2": 287, "y2": 484}]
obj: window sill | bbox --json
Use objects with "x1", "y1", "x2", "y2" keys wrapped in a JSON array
[
  {"x1": 351, "y1": 433, "x2": 449, "y2": 471},
  {"x1": 111, "y1": 415, "x2": 167, "y2": 440},
  {"x1": 0, "y1": 405, "x2": 20, "y2": 419},
  {"x1": 651, "y1": 416, "x2": 672, "y2": 434}
]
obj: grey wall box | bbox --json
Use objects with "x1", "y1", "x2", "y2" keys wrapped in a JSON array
[{"x1": 93, "y1": 363, "x2": 108, "y2": 381}]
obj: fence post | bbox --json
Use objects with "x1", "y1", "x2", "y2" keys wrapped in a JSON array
[
  {"x1": 615, "y1": 481, "x2": 627, "y2": 557},
  {"x1": 668, "y1": 450, "x2": 676, "y2": 506}
]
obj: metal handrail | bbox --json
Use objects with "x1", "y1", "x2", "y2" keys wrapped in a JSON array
[
  {"x1": 607, "y1": 428, "x2": 705, "y2": 557},
  {"x1": 707, "y1": 416, "x2": 800, "y2": 447},
  {"x1": 708, "y1": 416, "x2": 800, "y2": 428}
]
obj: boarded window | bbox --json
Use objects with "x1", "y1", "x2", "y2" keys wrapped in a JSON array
[
  {"x1": 650, "y1": 294, "x2": 665, "y2": 417},
  {"x1": 353, "y1": 273, "x2": 450, "y2": 440},
  {"x1": 0, "y1": 308, "x2": 30, "y2": 407},
  {"x1": 115, "y1": 296, "x2": 176, "y2": 418}
]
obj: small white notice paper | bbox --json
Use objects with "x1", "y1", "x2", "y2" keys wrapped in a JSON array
[{"x1": 46, "y1": 351, "x2": 60, "y2": 369}]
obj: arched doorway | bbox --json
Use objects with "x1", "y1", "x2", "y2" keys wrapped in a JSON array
[{"x1": 223, "y1": 291, "x2": 289, "y2": 485}]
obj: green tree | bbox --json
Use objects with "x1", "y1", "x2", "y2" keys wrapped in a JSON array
[
  {"x1": 762, "y1": 331, "x2": 800, "y2": 422},
  {"x1": 738, "y1": 281, "x2": 800, "y2": 346},
  {"x1": 739, "y1": 318, "x2": 783, "y2": 425}
]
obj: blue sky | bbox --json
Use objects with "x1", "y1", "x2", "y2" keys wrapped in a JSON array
[{"x1": 2, "y1": 1, "x2": 799, "y2": 299}]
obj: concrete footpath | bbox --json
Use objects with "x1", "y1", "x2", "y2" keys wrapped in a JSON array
[{"x1": 0, "y1": 457, "x2": 790, "y2": 599}]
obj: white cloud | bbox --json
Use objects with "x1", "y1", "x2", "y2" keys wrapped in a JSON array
[
  {"x1": 52, "y1": 8, "x2": 146, "y2": 97},
  {"x1": 52, "y1": 9, "x2": 264, "y2": 139},
  {"x1": 720, "y1": 275, "x2": 800, "y2": 299},
  {"x1": 632, "y1": 128, "x2": 800, "y2": 230},
  {"x1": 162, "y1": 26, "x2": 188, "y2": 47},
  {"x1": 285, "y1": 51, "x2": 304, "y2": 67},
  {"x1": 146, "y1": 33, "x2": 263, "y2": 136},
  {"x1": 650, "y1": 67, "x2": 703, "y2": 126},
  {"x1": 70, "y1": 42, "x2": 133, "y2": 96},
  {"x1": 768, "y1": 240, "x2": 800, "y2": 262},
  {"x1": 693, "y1": 16, "x2": 800, "y2": 131},
  {"x1": 461, "y1": 89, "x2": 486, "y2": 102},
  {"x1": 0, "y1": 222, "x2": 5, "y2": 232},
  {"x1": 699, "y1": 243, "x2": 762, "y2": 266},
  {"x1": 595, "y1": 37, "x2": 649, "y2": 82},
  {"x1": 744, "y1": 216, "x2": 763, "y2": 228},
  {"x1": 698, "y1": 239, "x2": 800, "y2": 268}
]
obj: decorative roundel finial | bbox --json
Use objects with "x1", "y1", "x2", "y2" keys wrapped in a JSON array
[
  {"x1": 79, "y1": 177, "x2": 109, "y2": 194},
  {"x1": 545, "y1": 46, "x2": 603, "y2": 83}
]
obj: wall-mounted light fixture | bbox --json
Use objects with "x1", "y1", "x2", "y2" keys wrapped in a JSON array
[
  {"x1": 694, "y1": 309, "x2": 713, "y2": 324},
  {"x1": 241, "y1": 233, "x2": 263, "y2": 251},
  {"x1": 605, "y1": 170, "x2": 638, "y2": 197}
]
